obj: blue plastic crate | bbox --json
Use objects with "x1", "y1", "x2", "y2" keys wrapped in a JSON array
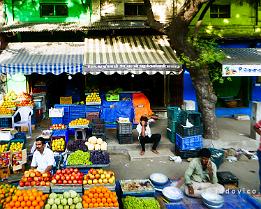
[
  {"x1": 70, "y1": 105, "x2": 87, "y2": 113},
  {"x1": 0, "y1": 118, "x2": 12, "y2": 128},
  {"x1": 175, "y1": 134, "x2": 203, "y2": 150},
  {"x1": 51, "y1": 117, "x2": 64, "y2": 125},
  {"x1": 54, "y1": 104, "x2": 70, "y2": 114},
  {"x1": 85, "y1": 105, "x2": 101, "y2": 112},
  {"x1": 52, "y1": 129, "x2": 69, "y2": 143}
]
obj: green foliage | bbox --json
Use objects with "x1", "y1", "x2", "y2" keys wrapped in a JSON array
[{"x1": 181, "y1": 38, "x2": 231, "y2": 83}]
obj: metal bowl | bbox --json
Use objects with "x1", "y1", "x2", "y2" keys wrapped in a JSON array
[
  {"x1": 201, "y1": 192, "x2": 224, "y2": 207},
  {"x1": 162, "y1": 186, "x2": 183, "y2": 202},
  {"x1": 149, "y1": 173, "x2": 168, "y2": 186}
]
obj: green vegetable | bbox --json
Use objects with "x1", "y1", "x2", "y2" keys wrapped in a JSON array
[
  {"x1": 67, "y1": 150, "x2": 92, "y2": 165},
  {"x1": 123, "y1": 196, "x2": 160, "y2": 209}
]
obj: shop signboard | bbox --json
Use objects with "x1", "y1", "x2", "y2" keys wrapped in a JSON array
[{"x1": 222, "y1": 65, "x2": 261, "y2": 76}]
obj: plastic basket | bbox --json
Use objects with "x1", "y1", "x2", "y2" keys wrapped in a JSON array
[
  {"x1": 0, "y1": 118, "x2": 12, "y2": 128},
  {"x1": 106, "y1": 94, "x2": 120, "y2": 102},
  {"x1": 167, "y1": 106, "x2": 181, "y2": 121},
  {"x1": 175, "y1": 134, "x2": 203, "y2": 151},
  {"x1": 176, "y1": 123, "x2": 203, "y2": 137},
  {"x1": 60, "y1": 96, "x2": 72, "y2": 104},
  {"x1": 51, "y1": 117, "x2": 64, "y2": 125},
  {"x1": 178, "y1": 110, "x2": 201, "y2": 126},
  {"x1": 175, "y1": 146, "x2": 200, "y2": 159},
  {"x1": 167, "y1": 120, "x2": 177, "y2": 132},
  {"x1": 167, "y1": 129, "x2": 175, "y2": 143},
  {"x1": 117, "y1": 134, "x2": 133, "y2": 144},
  {"x1": 117, "y1": 122, "x2": 132, "y2": 135}
]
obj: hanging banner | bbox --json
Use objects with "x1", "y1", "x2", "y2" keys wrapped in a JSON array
[{"x1": 222, "y1": 65, "x2": 261, "y2": 76}]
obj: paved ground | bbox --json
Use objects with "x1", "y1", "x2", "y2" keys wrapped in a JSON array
[{"x1": 24, "y1": 117, "x2": 260, "y2": 194}]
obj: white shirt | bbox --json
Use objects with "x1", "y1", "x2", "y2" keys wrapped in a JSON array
[
  {"x1": 31, "y1": 147, "x2": 55, "y2": 173},
  {"x1": 136, "y1": 122, "x2": 152, "y2": 138}
]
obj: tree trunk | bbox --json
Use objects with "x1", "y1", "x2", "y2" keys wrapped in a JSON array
[{"x1": 190, "y1": 67, "x2": 219, "y2": 139}]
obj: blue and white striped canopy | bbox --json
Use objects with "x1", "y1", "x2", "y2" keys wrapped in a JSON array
[{"x1": 0, "y1": 42, "x2": 84, "y2": 75}]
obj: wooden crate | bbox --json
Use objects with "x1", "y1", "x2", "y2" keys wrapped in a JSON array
[
  {"x1": 0, "y1": 167, "x2": 10, "y2": 179},
  {"x1": 60, "y1": 96, "x2": 72, "y2": 104}
]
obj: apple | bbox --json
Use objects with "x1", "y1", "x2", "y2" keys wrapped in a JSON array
[
  {"x1": 71, "y1": 176, "x2": 75, "y2": 181},
  {"x1": 22, "y1": 177, "x2": 27, "y2": 182},
  {"x1": 45, "y1": 182, "x2": 50, "y2": 186},
  {"x1": 66, "y1": 176, "x2": 70, "y2": 181},
  {"x1": 87, "y1": 180, "x2": 92, "y2": 185},
  {"x1": 98, "y1": 179, "x2": 103, "y2": 184},
  {"x1": 61, "y1": 176, "x2": 65, "y2": 181},
  {"x1": 109, "y1": 177, "x2": 115, "y2": 184},
  {"x1": 58, "y1": 180, "x2": 63, "y2": 184},
  {"x1": 63, "y1": 180, "x2": 68, "y2": 184},
  {"x1": 103, "y1": 179, "x2": 108, "y2": 184},
  {"x1": 92, "y1": 170, "x2": 97, "y2": 175},
  {"x1": 36, "y1": 181, "x2": 40, "y2": 186},
  {"x1": 106, "y1": 174, "x2": 111, "y2": 179},
  {"x1": 24, "y1": 171, "x2": 30, "y2": 177},
  {"x1": 34, "y1": 177, "x2": 39, "y2": 181},
  {"x1": 30, "y1": 172, "x2": 36, "y2": 177},
  {"x1": 68, "y1": 180, "x2": 72, "y2": 184},
  {"x1": 42, "y1": 173, "x2": 48, "y2": 178},
  {"x1": 19, "y1": 181, "x2": 25, "y2": 187},
  {"x1": 51, "y1": 179, "x2": 57, "y2": 184},
  {"x1": 93, "y1": 179, "x2": 98, "y2": 184},
  {"x1": 28, "y1": 177, "x2": 33, "y2": 182},
  {"x1": 25, "y1": 182, "x2": 30, "y2": 186},
  {"x1": 69, "y1": 168, "x2": 74, "y2": 173},
  {"x1": 73, "y1": 180, "x2": 78, "y2": 184},
  {"x1": 100, "y1": 174, "x2": 105, "y2": 179},
  {"x1": 83, "y1": 180, "x2": 88, "y2": 185},
  {"x1": 95, "y1": 174, "x2": 100, "y2": 179},
  {"x1": 56, "y1": 169, "x2": 62, "y2": 174},
  {"x1": 55, "y1": 175, "x2": 61, "y2": 180},
  {"x1": 40, "y1": 181, "x2": 46, "y2": 186},
  {"x1": 74, "y1": 168, "x2": 79, "y2": 173},
  {"x1": 31, "y1": 181, "x2": 36, "y2": 186},
  {"x1": 62, "y1": 170, "x2": 66, "y2": 174},
  {"x1": 78, "y1": 180, "x2": 83, "y2": 184},
  {"x1": 75, "y1": 176, "x2": 80, "y2": 181},
  {"x1": 36, "y1": 171, "x2": 42, "y2": 177},
  {"x1": 90, "y1": 175, "x2": 95, "y2": 180}
]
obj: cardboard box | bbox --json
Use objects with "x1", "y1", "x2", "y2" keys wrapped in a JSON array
[
  {"x1": 21, "y1": 125, "x2": 35, "y2": 132},
  {"x1": 12, "y1": 149, "x2": 27, "y2": 171}
]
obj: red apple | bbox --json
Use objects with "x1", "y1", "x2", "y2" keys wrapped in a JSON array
[
  {"x1": 56, "y1": 169, "x2": 62, "y2": 174},
  {"x1": 78, "y1": 180, "x2": 82, "y2": 184},
  {"x1": 51, "y1": 179, "x2": 57, "y2": 184},
  {"x1": 71, "y1": 176, "x2": 75, "y2": 180},
  {"x1": 58, "y1": 180, "x2": 63, "y2": 184},
  {"x1": 68, "y1": 180, "x2": 72, "y2": 184},
  {"x1": 19, "y1": 181, "x2": 25, "y2": 187},
  {"x1": 66, "y1": 176, "x2": 70, "y2": 181},
  {"x1": 73, "y1": 180, "x2": 78, "y2": 184},
  {"x1": 74, "y1": 168, "x2": 79, "y2": 173},
  {"x1": 36, "y1": 181, "x2": 40, "y2": 186},
  {"x1": 34, "y1": 177, "x2": 38, "y2": 181},
  {"x1": 28, "y1": 177, "x2": 33, "y2": 182},
  {"x1": 61, "y1": 176, "x2": 65, "y2": 181},
  {"x1": 25, "y1": 182, "x2": 30, "y2": 186},
  {"x1": 22, "y1": 177, "x2": 27, "y2": 182},
  {"x1": 63, "y1": 180, "x2": 67, "y2": 184},
  {"x1": 30, "y1": 172, "x2": 35, "y2": 177},
  {"x1": 40, "y1": 181, "x2": 46, "y2": 186},
  {"x1": 55, "y1": 175, "x2": 61, "y2": 180},
  {"x1": 70, "y1": 168, "x2": 74, "y2": 173},
  {"x1": 62, "y1": 170, "x2": 66, "y2": 174},
  {"x1": 45, "y1": 182, "x2": 50, "y2": 186},
  {"x1": 31, "y1": 181, "x2": 36, "y2": 186}
]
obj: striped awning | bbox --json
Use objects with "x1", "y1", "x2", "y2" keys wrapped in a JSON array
[
  {"x1": 0, "y1": 42, "x2": 84, "y2": 75},
  {"x1": 84, "y1": 35, "x2": 182, "y2": 75}
]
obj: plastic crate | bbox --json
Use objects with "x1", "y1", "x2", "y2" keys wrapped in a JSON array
[
  {"x1": 117, "y1": 122, "x2": 132, "y2": 135},
  {"x1": 175, "y1": 146, "x2": 200, "y2": 159},
  {"x1": 167, "y1": 120, "x2": 177, "y2": 132},
  {"x1": 52, "y1": 129, "x2": 69, "y2": 143},
  {"x1": 117, "y1": 134, "x2": 133, "y2": 144},
  {"x1": 54, "y1": 104, "x2": 70, "y2": 114},
  {"x1": 106, "y1": 94, "x2": 120, "y2": 102},
  {"x1": 0, "y1": 118, "x2": 12, "y2": 128},
  {"x1": 167, "y1": 129, "x2": 175, "y2": 143},
  {"x1": 178, "y1": 110, "x2": 201, "y2": 126},
  {"x1": 175, "y1": 134, "x2": 203, "y2": 151},
  {"x1": 167, "y1": 106, "x2": 181, "y2": 121},
  {"x1": 51, "y1": 117, "x2": 64, "y2": 125},
  {"x1": 92, "y1": 123, "x2": 105, "y2": 135},
  {"x1": 176, "y1": 123, "x2": 203, "y2": 137}
]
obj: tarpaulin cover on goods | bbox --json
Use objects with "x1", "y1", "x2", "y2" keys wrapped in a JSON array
[
  {"x1": 133, "y1": 93, "x2": 153, "y2": 124},
  {"x1": 100, "y1": 100, "x2": 134, "y2": 123}
]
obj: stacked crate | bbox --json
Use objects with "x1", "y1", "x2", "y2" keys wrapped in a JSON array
[
  {"x1": 167, "y1": 106, "x2": 181, "y2": 143},
  {"x1": 175, "y1": 110, "x2": 203, "y2": 158},
  {"x1": 117, "y1": 121, "x2": 133, "y2": 144},
  {"x1": 91, "y1": 118, "x2": 105, "y2": 140}
]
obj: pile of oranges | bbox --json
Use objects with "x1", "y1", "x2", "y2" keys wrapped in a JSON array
[
  {"x1": 82, "y1": 186, "x2": 118, "y2": 208},
  {"x1": 0, "y1": 184, "x2": 17, "y2": 208},
  {"x1": 5, "y1": 189, "x2": 48, "y2": 209}
]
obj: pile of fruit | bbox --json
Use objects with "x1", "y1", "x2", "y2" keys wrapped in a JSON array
[
  {"x1": 83, "y1": 169, "x2": 115, "y2": 185},
  {"x1": 19, "y1": 169, "x2": 52, "y2": 187},
  {"x1": 85, "y1": 136, "x2": 107, "y2": 151},
  {"x1": 0, "y1": 107, "x2": 14, "y2": 115},
  {"x1": 86, "y1": 92, "x2": 101, "y2": 104},
  {"x1": 0, "y1": 151, "x2": 11, "y2": 168},
  {"x1": 51, "y1": 168, "x2": 83, "y2": 185},
  {"x1": 50, "y1": 124, "x2": 67, "y2": 130},
  {"x1": 0, "y1": 143, "x2": 8, "y2": 153},
  {"x1": 12, "y1": 150, "x2": 23, "y2": 166},
  {"x1": 0, "y1": 100, "x2": 16, "y2": 109},
  {"x1": 90, "y1": 150, "x2": 110, "y2": 165},
  {"x1": 0, "y1": 184, "x2": 17, "y2": 209},
  {"x1": 67, "y1": 139, "x2": 88, "y2": 152},
  {"x1": 51, "y1": 137, "x2": 66, "y2": 152},
  {"x1": 4, "y1": 91, "x2": 17, "y2": 102},
  {"x1": 16, "y1": 100, "x2": 34, "y2": 107},
  {"x1": 45, "y1": 190, "x2": 82, "y2": 209},
  {"x1": 67, "y1": 150, "x2": 92, "y2": 166},
  {"x1": 69, "y1": 118, "x2": 89, "y2": 127},
  {"x1": 4, "y1": 188, "x2": 48, "y2": 209},
  {"x1": 9, "y1": 141, "x2": 23, "y2": 152},
  {"x1": 82, "y1": 186, "x2": 118, "y2": 208}
]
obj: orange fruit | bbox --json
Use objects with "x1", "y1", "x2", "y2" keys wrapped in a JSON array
[
  {"x1": 12, "y1": 195, "x2": 18, "y2": 201},
  {"x1": 102, "y1": 198, "x2": 106, "y2": 203},
  {"x1": 15, "y1": 201, "x2": 20, "y2": 207},
  {"x1": 96, "y1": 198, "x2": 101, "y2": 203},
  {"x1": 9, "y1": 201, "x2": 15, "y2": 207},
  {"x1": 93, "y1": 203, "x2": 98, "y2": 207},
  {"x1": 109, "y1": 202, "x2": 114, "y2": 207},
  {"x1": 91, "y1": 198, "x2": 96, "y2": 203},
  {"x1": 104, "y1": 202, "x2": 109, "y2": 207},
  {"x1": 21, "y1": 201, "x2": 26, "y2": 207},
  {"x1": 26, "y1": 200, "x2": 32, "y2": 207},
  {"x1": 29, "y1": 206, "x2": 35, "y2": 209},
  {"x1": 24, "y1": 207, "x2": 29, "y2": 209},
  {"x1": 29, "y1": 196, "x2": 35, "y2": 201},
  {"x1": 86, "y1": 198, "x2": 91, "y2": 204},
  {"x1": 24, "y1": 196, "x2": 29, "y2": 201},
  {"x1": 36, "y1": 196, "x2": 41, "y2": 202},
  {"x1": 32, "y1": 200, "x2": 38, "y2": 206},
  {"x1": 89, "y1": 203, "x2": 93, "y2": 208},
  {"x1": 18, "y1": 196, "x2": 23, "y2": 202},
  {"x1": 35, "y1": 206, "x2": 41, "y2": 209},
  {"x1": 39, "y1": 201, "x2": 44, "y2": 207},
  {"x1": 96, "y1": 188, "x2": 101, "y2": 193},
  {"x1": 99, "y1": 202, "x2": 104, "y2": 207},
  {"x1": 83, "y1": 202, "x2": 88, "y2": 208},
  {"x1": 98, "y1": 193, "x2": 104, "y2": 198},
  {"x1": 104, "y1": 193, "x2": 109, "y2": 198},
  {"x1": 114, "y1": 202, "x2": 119, "y2": 207},
  {"x1": 107, "y1": 198, "x2": 112, "y2": 203},
  {"x1": 111, "y1": 197, "x2": 117, "y2": 203},
  {"x1": 88, "y1": 193, "x2": 93, "y2": 199},
  {"x1": 16, "y1": 190, "x2": 22, "y2": 196},
  {"x1": 94, "y1": 193, "x2": 98, "y2": 198}
]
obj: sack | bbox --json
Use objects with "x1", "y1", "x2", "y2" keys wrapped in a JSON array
[{"x1": 217, "y1": 171, "x2": 238, "y2": 186}]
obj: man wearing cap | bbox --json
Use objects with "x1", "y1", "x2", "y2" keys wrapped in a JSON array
[{"x1": 184, "y1": 148, "x2": 225, "y2": 198}]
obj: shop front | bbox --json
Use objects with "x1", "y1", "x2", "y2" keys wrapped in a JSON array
[{"x1": 0, "y1": 35, "x2": 182, "y2": 128}]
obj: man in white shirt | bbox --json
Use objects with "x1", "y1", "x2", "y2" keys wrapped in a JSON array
[
  {"x1": 136, "y1": 116, "x2": 161, "y2": 156},
  {"x1": 31, "y1": 137, "x2": 55, "y2": 173}
]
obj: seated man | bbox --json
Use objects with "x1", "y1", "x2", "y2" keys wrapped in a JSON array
[
  {"x1": 136, "y1": 115, "x2": 161, "y2": 156},
  {"x1": 31, "y1": 137, "x2": 55, "y2": 173},
  {"x1": 184, "y1": 148, "x2": 225, "y2": 198}
]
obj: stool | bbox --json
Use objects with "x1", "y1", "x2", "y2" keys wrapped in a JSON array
[{"x1": 75, "y1": 128, "x2": 86, "y2": 140}]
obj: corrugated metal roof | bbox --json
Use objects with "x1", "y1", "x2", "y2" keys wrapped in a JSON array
[{"x1": 0, "y1": 21, "x2": 149, "y2": 33}]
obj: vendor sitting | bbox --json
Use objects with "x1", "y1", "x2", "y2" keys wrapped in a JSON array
[
  {"x1": 31, "y1": 137, "x2": 55, "y2": 173},
  {"x1": 136, "y1": 115, "x2": 161, "y2": 156},
  {"x1": 184, "y1": 148, "x2": 225, "y2": 198}
]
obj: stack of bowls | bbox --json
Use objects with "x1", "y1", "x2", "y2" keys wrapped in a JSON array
[
  {"x1": 201, "y1": 192, "x2": 224, "y2": 209},
  {"x1": 162, "y1": 186, "x2": 183, "y2": 202},
  {"x1": 149, "y1": 173, "x2": 168, "y2": 186}
]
